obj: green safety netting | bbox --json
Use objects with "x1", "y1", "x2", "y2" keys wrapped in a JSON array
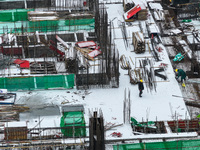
[
  {"x1": 0, "y1": 74, "x2": 74, "y2": 91},
  {"x1": 113, "y1": 139, "x2": 200, "y2": 150},
  {"x1": 0, "y1": 18, "x2": 95, "y2": 34},
  {"x1": 65, "y1": 18, "x2": 95, "y2": 26},
  {"x1": 60, "y1": 111, "x2": 86, "y2": 137},
  {"x1": 0, "y1": 9, "x2": 34, "y2": 22}
]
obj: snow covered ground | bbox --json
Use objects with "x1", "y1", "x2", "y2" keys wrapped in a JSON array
[{"x1": 12, "y1": 2, "x2": 193, "y2": 141}]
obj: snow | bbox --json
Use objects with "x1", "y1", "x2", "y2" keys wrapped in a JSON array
[
  {"x1": 0, "y1": 65, "x2": 30, "y2": 76},
  {"x1": 148, "y1": 3, "x2": 163, "y2": 10},
  {"x1": 132, "y1": 0, "x2": 147, "y2": 9},
  {"x1": 0, "y1": 89, "x2": 7, "y2": 94},
  {"x1": 5, "y1": 121, "x2": 27, "y2": 128},
  {"x1": 178, "y1": 40, "x2": 192, "y2": 59},
  {"x1": 29, "y1": 16, "x2": 59, "y2": 21},
  {"x1": 148, "y1": 23, "x2": 160, "y2": 34},
  {"x1": 170, "y1": 29, "x2": 182, "y2": 35},
  {"x1": 28, "y1": 11, "x2": 57, "y2": 15}
]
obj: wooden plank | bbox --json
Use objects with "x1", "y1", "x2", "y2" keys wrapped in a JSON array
[
  {"x1": 74, "y1": 46, "x2": 94, "y2": 61},
  {"x1": 56, "y1": 35, "x2": 69, "y2": 49}
]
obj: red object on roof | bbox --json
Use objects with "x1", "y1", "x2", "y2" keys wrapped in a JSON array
[
  {"x1": 49, "y1": 40, "x2": 65, "y2": 57},
  {"x1": 76, "y1": 41, "x2": 96, "y2": 48},
  {"x1": 83, "y1": 1, "x2": 87, "y2": 6},
  {"x1": 125, "y1": 4, "x2": 141, "y2": 19},
  {"x1": 13, "y1": 59, "x2": 30, "y2": 68},
  {"x1": 88, "y1": 49, "x2": 102, "y2": 58}
]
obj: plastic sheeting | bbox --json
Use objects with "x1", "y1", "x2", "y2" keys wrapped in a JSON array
[{"x1": 60, "y1": 111, "x2": 86, "y2": 137}]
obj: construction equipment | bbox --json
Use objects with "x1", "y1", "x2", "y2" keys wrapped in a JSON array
[{"x1": 173, "y1": 50, "x2": 189, "y2": 62}]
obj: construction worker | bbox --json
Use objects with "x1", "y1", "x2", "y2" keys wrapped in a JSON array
[
  {"x1": 175, "y1": 69, "x2": 186, "y2": 87},
  {"x1": 138, "y1": 79, "x2": 144, "y2": 97}
]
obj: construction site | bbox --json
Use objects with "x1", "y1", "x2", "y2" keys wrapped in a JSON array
[{"x1": 0, "y1": 0, "x2": 199, "y2": 149}]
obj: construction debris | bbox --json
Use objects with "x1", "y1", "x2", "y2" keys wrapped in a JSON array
[
  {"x1": 123, "y1": 0, "x2": 135, "y2": 12},
  {"x1": 119, "y1": 55, "x2": 131, "y2": 70},
  {"x1": 111, "y1": 132, "x2": 122, "y2": 137},
  {"x1": 137, "y1": 4, "x2": 148, "y2": 20},
  {"x1": 154, "y1": 68, "x2": 167, "y2": 80},
  {"x1": 129, "y1": 69, "x2": 141, "y2": 84},
  {"x1": 74, "y1": 41, "x2": 101, "y2": 62}
]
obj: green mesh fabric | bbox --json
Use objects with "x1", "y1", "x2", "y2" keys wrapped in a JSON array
[
  {"x1": 0, "y1": 74, "x2": 74, "y2": 91},
  {"x1": 60, "y1": 111, "x2": 86, "y2": 137},
  {"x1": 0, "y1": 9, "x2": 34, "y2": 22},
  {"x1": 65, "y1": 18, "x2": 95, "y2": 26},
  {"x1": 0, "y1": 19, "x2": 95, "y2": 34},
  {"x1": 113, "y1": 139, "x2": 200, "y2": 150}
]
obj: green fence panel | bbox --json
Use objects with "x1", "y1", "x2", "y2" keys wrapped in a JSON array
[
  {"x1": 29, "y1": 20, "x2": 59, "y2": 32},
  {"x1": 145, "y1": 141, "x2": 181, "y2": 150},
  {"x1": 113, "y1": 139, "x2": 200, "y2": 150},
  {"x1": 0, "y1": 74, "x2": 74, "y2": 91},
  {"x1": 60, "y1": 111, "x2": 86, "y2": 137},
  {"x1": 113, "y1": 143, "x2": 144, "y2": 150},
  {"x1": 66, "y1": 74, "x2": 75, "y2": 88},
  {"x1": 0, "y1": 78, "x2": 6, "y2": 89},
  {"x1": 181, "y1": 139, "x2": 200, "y2": 150},
  {"x1": 0, "y1": 20, "x2": 94, "y2": 34},
  {"x1": 0, "y1": 12, "x2": 13, "y2": 22},
  {"x1": 0, "y1": 9, "x2": 34, "y2": 22},
  {"x1": 34, "y1": 76, "x2": 45, "y2": 90},
  {"x1": 44, "y1": 75, "x2": 65, "y2": 89},
  {"x1": 14, "y1": 9, "x2": 33, "y2": 21},
  {"x1": 65, "y1": 18, "x2": 95, "y2": 26},
  {"x1": 5, "y1": 76, "x2": 35, "y2": 90}
]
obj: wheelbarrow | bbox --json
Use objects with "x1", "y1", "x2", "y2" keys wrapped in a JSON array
[{"x1": 173, "y1": 50, "x2": 189, "y2": 62}]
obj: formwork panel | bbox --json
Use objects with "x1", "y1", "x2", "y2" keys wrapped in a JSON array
[
  {"x1": 0, "y1": 1, "x2": 25, "y2": 9},
  {"x1": 57, "y1": 34, "x2": 76, "y2": 42},
  {"x1": 4, "y1": 127, "x2": 27, "y2": 140},
  {"x1": 76, "y1": 33, "x2": 84, "y2": 41},
  {"x1": 28, "y1": 46, "x2": 56, "y2": 58}
]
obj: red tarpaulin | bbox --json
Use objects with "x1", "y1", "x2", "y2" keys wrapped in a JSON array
[
  {"x1": 88, "y1": 49, "x2": 102, "y2": 58},
  {"x1": 124, "y1": 4, "x2": 141, "y2": 20},
  {"x1": 13, "y1": 59, "x2": 30, "y2": 68},
  {"x1": 76, "y1": 41, "x2": 96, "y2": 48}
]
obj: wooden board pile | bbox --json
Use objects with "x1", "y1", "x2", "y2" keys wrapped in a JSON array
[
  {"x1": 132, "y1": 31, "x2": 145, "y2": 53},
  {"x1": 28, "y1": 11, "x2": 58, "y2": 21},
  {"x1": 137, "y1": 5, "x2": 148, "y2": 20},
  {"x1": 74, "y1": 41, "x2": 102, "y2": 69},
  {"x1": 74, "y1": 41, "x2": 102, "y2": 61},
  {"x1": 0, "y1": 105, "x2": 29, "y2": 122},
  {"x1": 123, "y1": 2, "x2": 135, "y2": 12}
]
